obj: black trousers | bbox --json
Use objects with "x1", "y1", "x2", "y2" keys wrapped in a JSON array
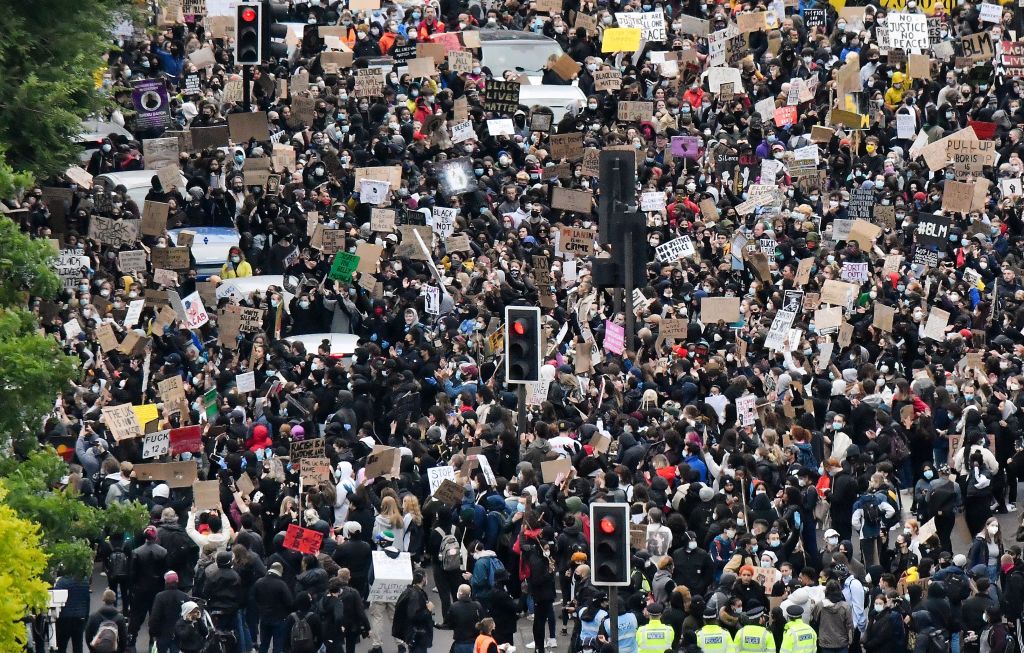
[{"x1": 56, "y1": 617, "x2": 86, "y2": 653}]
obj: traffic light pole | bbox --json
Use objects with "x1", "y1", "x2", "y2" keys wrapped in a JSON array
[
  {"x1": 517, "y1": 384, "x2": 527, "y2": 436},
  {"x1": 242, "y1": 65, "x2": 252, "y2": 112},
  {"x1": 623, "y1": 226, "x2": 635, "y2": 352},
  {"x1": 608, "y1": 587, "x2": 618, "y2": 649}
]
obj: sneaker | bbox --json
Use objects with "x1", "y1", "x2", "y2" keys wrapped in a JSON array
[
  {"x1": 546, "y1": 638, "x2": 557, "y2": 648},
  {"x1": 526, "y1": 642, "x2": 536, "y2": 649},
  {"x1": 1009, "y1": 503, "x2": 1017, "y2": 512}
]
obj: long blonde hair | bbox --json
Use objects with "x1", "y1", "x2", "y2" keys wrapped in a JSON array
[
  {"x1": 379, "y1": 496, "x2": 404, "y2": 528},
  {"x1": 403, "y1": 495, "x2": 423, "y2": 526}
]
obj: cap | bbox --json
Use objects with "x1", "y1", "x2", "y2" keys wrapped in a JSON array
[
  {"x1": 745, "y1": 606, "x2": 765, "y2": 619},
  {"x1": 786, "y1": 604, "x2": 804, "y2": 618},
  {"x1": 699, "y1": 486, "x2": 715, "y2": 502},
  {"x1": 647, "y1": 602, "x2": 664, "y2": 616},
  {"x1": 824, "y1": 528, "x2": 839, "y2": 539},
  {"x1": 268, "y1": 562, "x2": 284, "y2": 576},
  {"x1": 953, "y1": 554, "x2": 968, "y2": 567},
  {"x1": 164, "y1": 571, "x2": 179, "y2": 584},
  {"x1": 152, "y1": 483, "x2": 170, "y2": 499},
  {"x1": 703, "y1": 605, "x2": 718, "y2": 619}
]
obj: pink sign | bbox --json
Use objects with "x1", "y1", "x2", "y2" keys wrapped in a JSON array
[
  {"x1": 670, "y1": 135, "x2": 701, "y2": 160},
  {"x1": 604, "y1": 320, "x2": 625, "y2": 355}
]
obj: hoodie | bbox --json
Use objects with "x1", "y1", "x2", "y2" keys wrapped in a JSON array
[{"x1": 333, "y1": 461, "x2": 355, "y2": 525}]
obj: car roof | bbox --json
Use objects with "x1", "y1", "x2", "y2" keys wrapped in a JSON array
[
  {"x1": 478, "y1": 28, "x2": 555, "y2": 43},
  {"x1": 519, "y1": 85, "x2": 587, "y2": 101}
]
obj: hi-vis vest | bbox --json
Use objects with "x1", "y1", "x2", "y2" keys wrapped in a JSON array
[
  {"x1": 734, "y1": 625, "x2": 774, "y2": 653},
  {"x1": 696, "y1": 624, "x2": 734, "y2": 653},
  {"x1": 474, "y1": 634, "x2": 497, "y2": 653},
  {"x1": 636, "y1": 618, "x2": 674, "y2": 653},
  {"x1": 780, "y1": 620, "x2": 817, "y2": 653},
  {"x1": 580, "y1": 608, "x2": 607, "y2": 644}
]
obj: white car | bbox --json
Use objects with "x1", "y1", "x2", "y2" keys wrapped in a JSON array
[
  {"x1": 215, "y1": 274, "x2": 294, "y2": 307},
  {"x1": 168, "y1": 226, "x2": 241, "y2": 280},
  {"x1": 95, "y1": 170, "x2": 188, "y2": 208},
  {"x1": 283, "y1": 332, "x2": 361, "y2": 359}
]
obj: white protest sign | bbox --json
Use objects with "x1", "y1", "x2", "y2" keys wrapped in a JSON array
[
  {"x1": 486, "y1": 119, "x2": 516, "y2": 136},
  {"x1": 359, "y1": 179, "x2": 391, "y2": 206},
  {"x1": 477, "y1": 455, "x2": 497, "y2": 486},
  {"x1": 655, "y1": 236, "x2": 695, "y2": 262},
  {"x1": 616, "y1": 11, "x2": 667, "y2": 41},
  {"x1": 450, "y1": 120, "x2": 477, "y2": 144},
  {"x1": 428, "y1": 466, "x2": 457, "y2": 495},
  {"x1": 736, "y1": 394, "x2": 757, "y2": 426},
  {"x1": 368, "y1": 551, "x2": 413, "y2": 602},
  {"x1": 142, "y1": 430, "x2": 171, "y2": 459},
  {"x1": 432, "y1": 206, "x2": 458, "y2": 239},
  {"x1": 124, "y1": 300, "x2": 145, "y2": 327},
  {"x1": 182, "y1": 291, "x2": 209, "y2": 329},
  {"x1": 886, "y1": 13, "x2": 928, "y2": 52},
  {"x1": 897, "y1": 113, "x2": 916, "y2": 139},
  {"x1": 979, "y1": 3, "x2": 1002, "y2": 22},
  {"x1": 424, "y1": 285, "x2": 440, "y2": 315},
  {"x1": 236, "y1": 371, "x2": 256, "y2": 393},
  {"x1": 640, "y1": 191, "x2": 666, "y2": 211}
]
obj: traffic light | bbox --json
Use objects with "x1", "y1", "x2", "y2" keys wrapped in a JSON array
[
  {"x1": 264, "y1": 1, "x2": 291, "y2": 61},
  {"x1": 235, "y1": 3, "x2": 262, "y2": 66},
  {"x1": 504, "y1": 306, "x2": 541, "y2": 384},
  {"x1": 590, "y1": 503, "x2": 630, "y2": 586}
]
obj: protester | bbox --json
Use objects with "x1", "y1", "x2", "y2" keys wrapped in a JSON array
[{"x1": 14, "y1": 1, "x2": 1024, "y2": 653}]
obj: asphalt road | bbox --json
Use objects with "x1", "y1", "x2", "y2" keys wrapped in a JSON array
[{"x1": 72, "y1": 491, "x2": 1019, "y2": 653}]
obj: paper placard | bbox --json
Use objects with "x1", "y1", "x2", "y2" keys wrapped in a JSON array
[
  {"x1": 102, "y1": 404, "x2": 143, "y2": 441},
  {"x1": 701, "y1": 297, "x2": 741, "y2": 323},
  {"x1": 551, "y1": 187, "x2": 593, "y2": 214},
  {"x1": 193, "y1": 480, "x2": 221, "y2": 511}
]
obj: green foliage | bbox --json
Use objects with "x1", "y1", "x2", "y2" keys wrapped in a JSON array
[
  {"x1": 0, "y1": 152, "x2": 34, "y2": 200},
  {"x1": 0, "y1": 0, "x2": 135, "y2": 178},
  {"x1": 0, "y1": 217, "x2": 62, "y2": 306},
  {"x1": 0, "y1": 483, "x2": 49, "y2": 650},
  {"x1": 0, "y1": 449, "x2": 149, "y2": 579}
]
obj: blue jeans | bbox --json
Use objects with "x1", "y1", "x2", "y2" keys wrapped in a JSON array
[
  {"x1": 237, "y1": 611, "x2": 252, "y2": 653},
  {"x1": 452, "y1": 642, "x2": 474, "y2": 653},
  {"x1": 952, "y1": 630, "x2": 961, "y2": 653},
  {"x1": 259, "y1": 617, "x2": 288, "y2": 653}
]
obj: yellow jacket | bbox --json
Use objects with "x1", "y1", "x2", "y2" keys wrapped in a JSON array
[{"x1": 220, "y1": 260, "x2": 253, "y2": 279}]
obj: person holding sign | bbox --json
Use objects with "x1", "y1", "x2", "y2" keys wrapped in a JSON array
[{"x1": 220, "y1": 246, "x2": 252, "y2": 279}]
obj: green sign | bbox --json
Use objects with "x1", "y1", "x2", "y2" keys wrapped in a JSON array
[{"x1": 329, "y1": 252, "x2": 360, "y2": 282}]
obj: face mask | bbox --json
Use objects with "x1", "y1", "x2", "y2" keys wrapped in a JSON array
[
  {"x1": 874, "y1": 604, "x2": 885, "y2": 613},
  {"x1": 234, "y1": 154, "x2": 245, "y2": 165},
  {"x1": 688, "y1": 541, "x2": 698, "y2": 550},
  {"x1": 989, "y1": 525, "x2": 999, "y2": 535},
  {"x1": 102, "y1": 144, "x2": 112, "y2": 153},
  {"x1": 413, "y1": 11, "x2": 421, "y2": 19},
  {"x1": 964, "y1": 394, "x2": 974, "y2": 402},
  {"x1": 99, "y1": 289, "x2": 110, "y2": 298},
  {"x1": 271, "y1": 300, "x2": 280, "y2": 308},
  {"x1": 769, "y1": 539, "x2": 780, "y2": 547},
  {"x1": 686, "y1": 182, "x2": 697, "y2": 192},
  {"x1": 827, "y1": 537, "x2": 839, "y2": 546},
  {"x1": 924, "y1": 470, "x2": 934, "y2": 480},
  {"x1": 602, "y1": 15, "x2": 613, "y2": 24},
  {"x1": 833, "y1": 422, "x2": 843, "y2": 431}
]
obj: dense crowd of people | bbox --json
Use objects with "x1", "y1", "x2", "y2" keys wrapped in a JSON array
[{"x1": 12, "y1": 0, "x2": 1024, "y2": 652}]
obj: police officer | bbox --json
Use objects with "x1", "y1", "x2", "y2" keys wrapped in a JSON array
[
  {"x1": 635, "y1": 602, "x2": 675, "y2": 653},
  {"x1": 577, "y1": 593, "x2": 609, "y2": 650},
  {"x1": 696, "y1": 604, "x2": 734, "y2": 653},
  {"x1": 779, "y1": 605, "x2": 817, "y2": 653},
  {"x1": 733, "y1": 606, "x2": 775, "y2": 653}
]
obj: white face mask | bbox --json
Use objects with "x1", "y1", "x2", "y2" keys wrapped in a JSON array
[
  {"x1": 688, "y1": 541, "x2": 698, "y2": 550},
  {"x1": 988, "y1": 524, "x2": 1000, "y2": 535}
]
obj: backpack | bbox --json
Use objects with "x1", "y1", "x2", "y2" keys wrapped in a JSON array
[
  {"x1": 289, "y1": 611, "x2": 316, "y2": 653},
  {"x1": 944, "y1": 572, "x2": 970, "y2": 603},
  {"x1": 1005, "y1": 631, "x2": 1019, "y2": 653},
  {"x1": 89, "y1": 621, "x2": 119, "y2": 653},
  {"x1": 889, "y1": 431, "x2": 911, "y2": 463},
  {"x1": 485, "y1": 555, "x2": 506, "y2": 589},
  {"x1": 862, "y1": 497, "x2": 881, "y2": 527},
  {"x1": 438, "y1": 530, "x2": 462, "y2": 572},
  {"x1": 107, "y1": 548, "x2": 128, "y2": 580},
  {"x1": 924, "y1": 628, "x2": 950, "y2": 653}
]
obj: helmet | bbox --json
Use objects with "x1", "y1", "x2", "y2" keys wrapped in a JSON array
[{"x1": 892, "y1": 72, "x2": 906, "y2": 85}]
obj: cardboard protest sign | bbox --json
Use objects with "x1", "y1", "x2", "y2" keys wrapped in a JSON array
[
  {"x1": 549, "y1": 133, "x2": 584, "y2": 161},
  {"x1": 559, "y1": 227, "x2": 597, "y2": 256},
  {"x1": 193, "y1": 480, "x2": 221, "y2": 511},
  {"x1": 102, "y1": 404, "x2": 143, "y2": 441},
  {"x1": 134, "y1": 461, "x2": 198, "y2": 488},
  {"x1": 227, "y1": 111, "x2": 269, "y2": 143},
  {"x1": 701, "y1": 297, "x2": 740, "y2": 323},
  {"x1": 551, "y1": 187, "x2": 593, "y2": 214},
  {"x1": 923, "y1": 307, "x2": 950, "y2": 341},
  {"x1": 432, "y1": 478, "x2": 465, "y2": 505},
  {"x1": 617, "y1": 101, "x2": 654, "y2": 122},
  {"x1": 540, "y1": 457, "x2": 572, "y2": 483},
  {"x1": 289, "y1": 437, "x2": 325, "y2": 460},
  {"x1": 299, "y1": 457, "x2": 332, "y2": 483},
  {"x1": 593, "y1": 70, "x2": 622, "y2": 91},
  {"x1": 942, "y1": 180, "x2": 974, "y2": 213},
  {"x1": 88, "y1": 217, "x2": 139, "y2": 246},
  {"x1": 873, "y1": 303, "x2": 896, "y2": 331},
  {"x1": 151, "y1": 247, "x2": 190, "y2": 271},
  {"x1": 365, "y1": 447, "x2": 399, "y2": 479}
]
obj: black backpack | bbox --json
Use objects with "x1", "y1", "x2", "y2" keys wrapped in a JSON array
[
  {"x1": 289, "y1": 611, "x2": 316, "y2": 653},
  {"x1": 107, "y1": 548, "x2": 128, "y2": 580},
  {"x1": 862, "y1": 497, "x2": 881, "y2": 527},
  {"x1": 944, "y1": 573, "x2": 970, "y2": 603},
  {"x1": 924, "y1": 628, "x2": 950, "y2": 653}
]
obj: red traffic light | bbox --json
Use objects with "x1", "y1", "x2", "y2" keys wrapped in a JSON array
[
  {"x1": 599, "y1": 516, "x2": 617, "y2": 534},
  {"x1": 241, "y1": 7, "x2": 257, "y2": 21},
  {"x1": 513, "y1": 320, "x2": 526, "y2": 336}
]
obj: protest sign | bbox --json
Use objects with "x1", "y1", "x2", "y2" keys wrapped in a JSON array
[
  {"x1": 368, "y1": 551, "x2": 413, "y2": 602},
  {"x1": 134, "y1": 461, "x2": 198, "y2": 488},
  {"x1": 283, "y1": 524, "x2": 324, "y2": 555},
  {"x1": 102, "y1": 404, "x2": 143, "y2": 441},
  {"x1": 289, "y1": 437, "x2": 325, "y2": 460}
]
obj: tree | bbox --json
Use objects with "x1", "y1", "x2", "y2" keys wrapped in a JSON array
[
  {"x1": 0, "y1": 483, "x2": 50, "y2": 652},
  {"x1": 0, "y1": 0, "x2": 135, "y2": 178}
]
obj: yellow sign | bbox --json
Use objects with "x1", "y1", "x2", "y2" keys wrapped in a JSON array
[
  {"x1": 877, "y1": 0, "x2": 955, "y2": 14},
  {"x1": 133, "y1": 404, "x2": 160, "y2": 429},
  {"x1": 601, "y1": 28, "x2": 642, "y2": 53}
]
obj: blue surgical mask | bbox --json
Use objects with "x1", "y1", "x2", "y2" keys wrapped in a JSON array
[
  {"x1": 924, "y1": 470, "x2": 934, "y2": 480},
  {"x1": 412, "y1": 11, "x2": 421, "y2": 19},
  {"x1": 234, "y1": 154, "x2": 245, "y2": 165},
  {"x1": 832, "y1": 421, "x2": 843, "y2": 430}
]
